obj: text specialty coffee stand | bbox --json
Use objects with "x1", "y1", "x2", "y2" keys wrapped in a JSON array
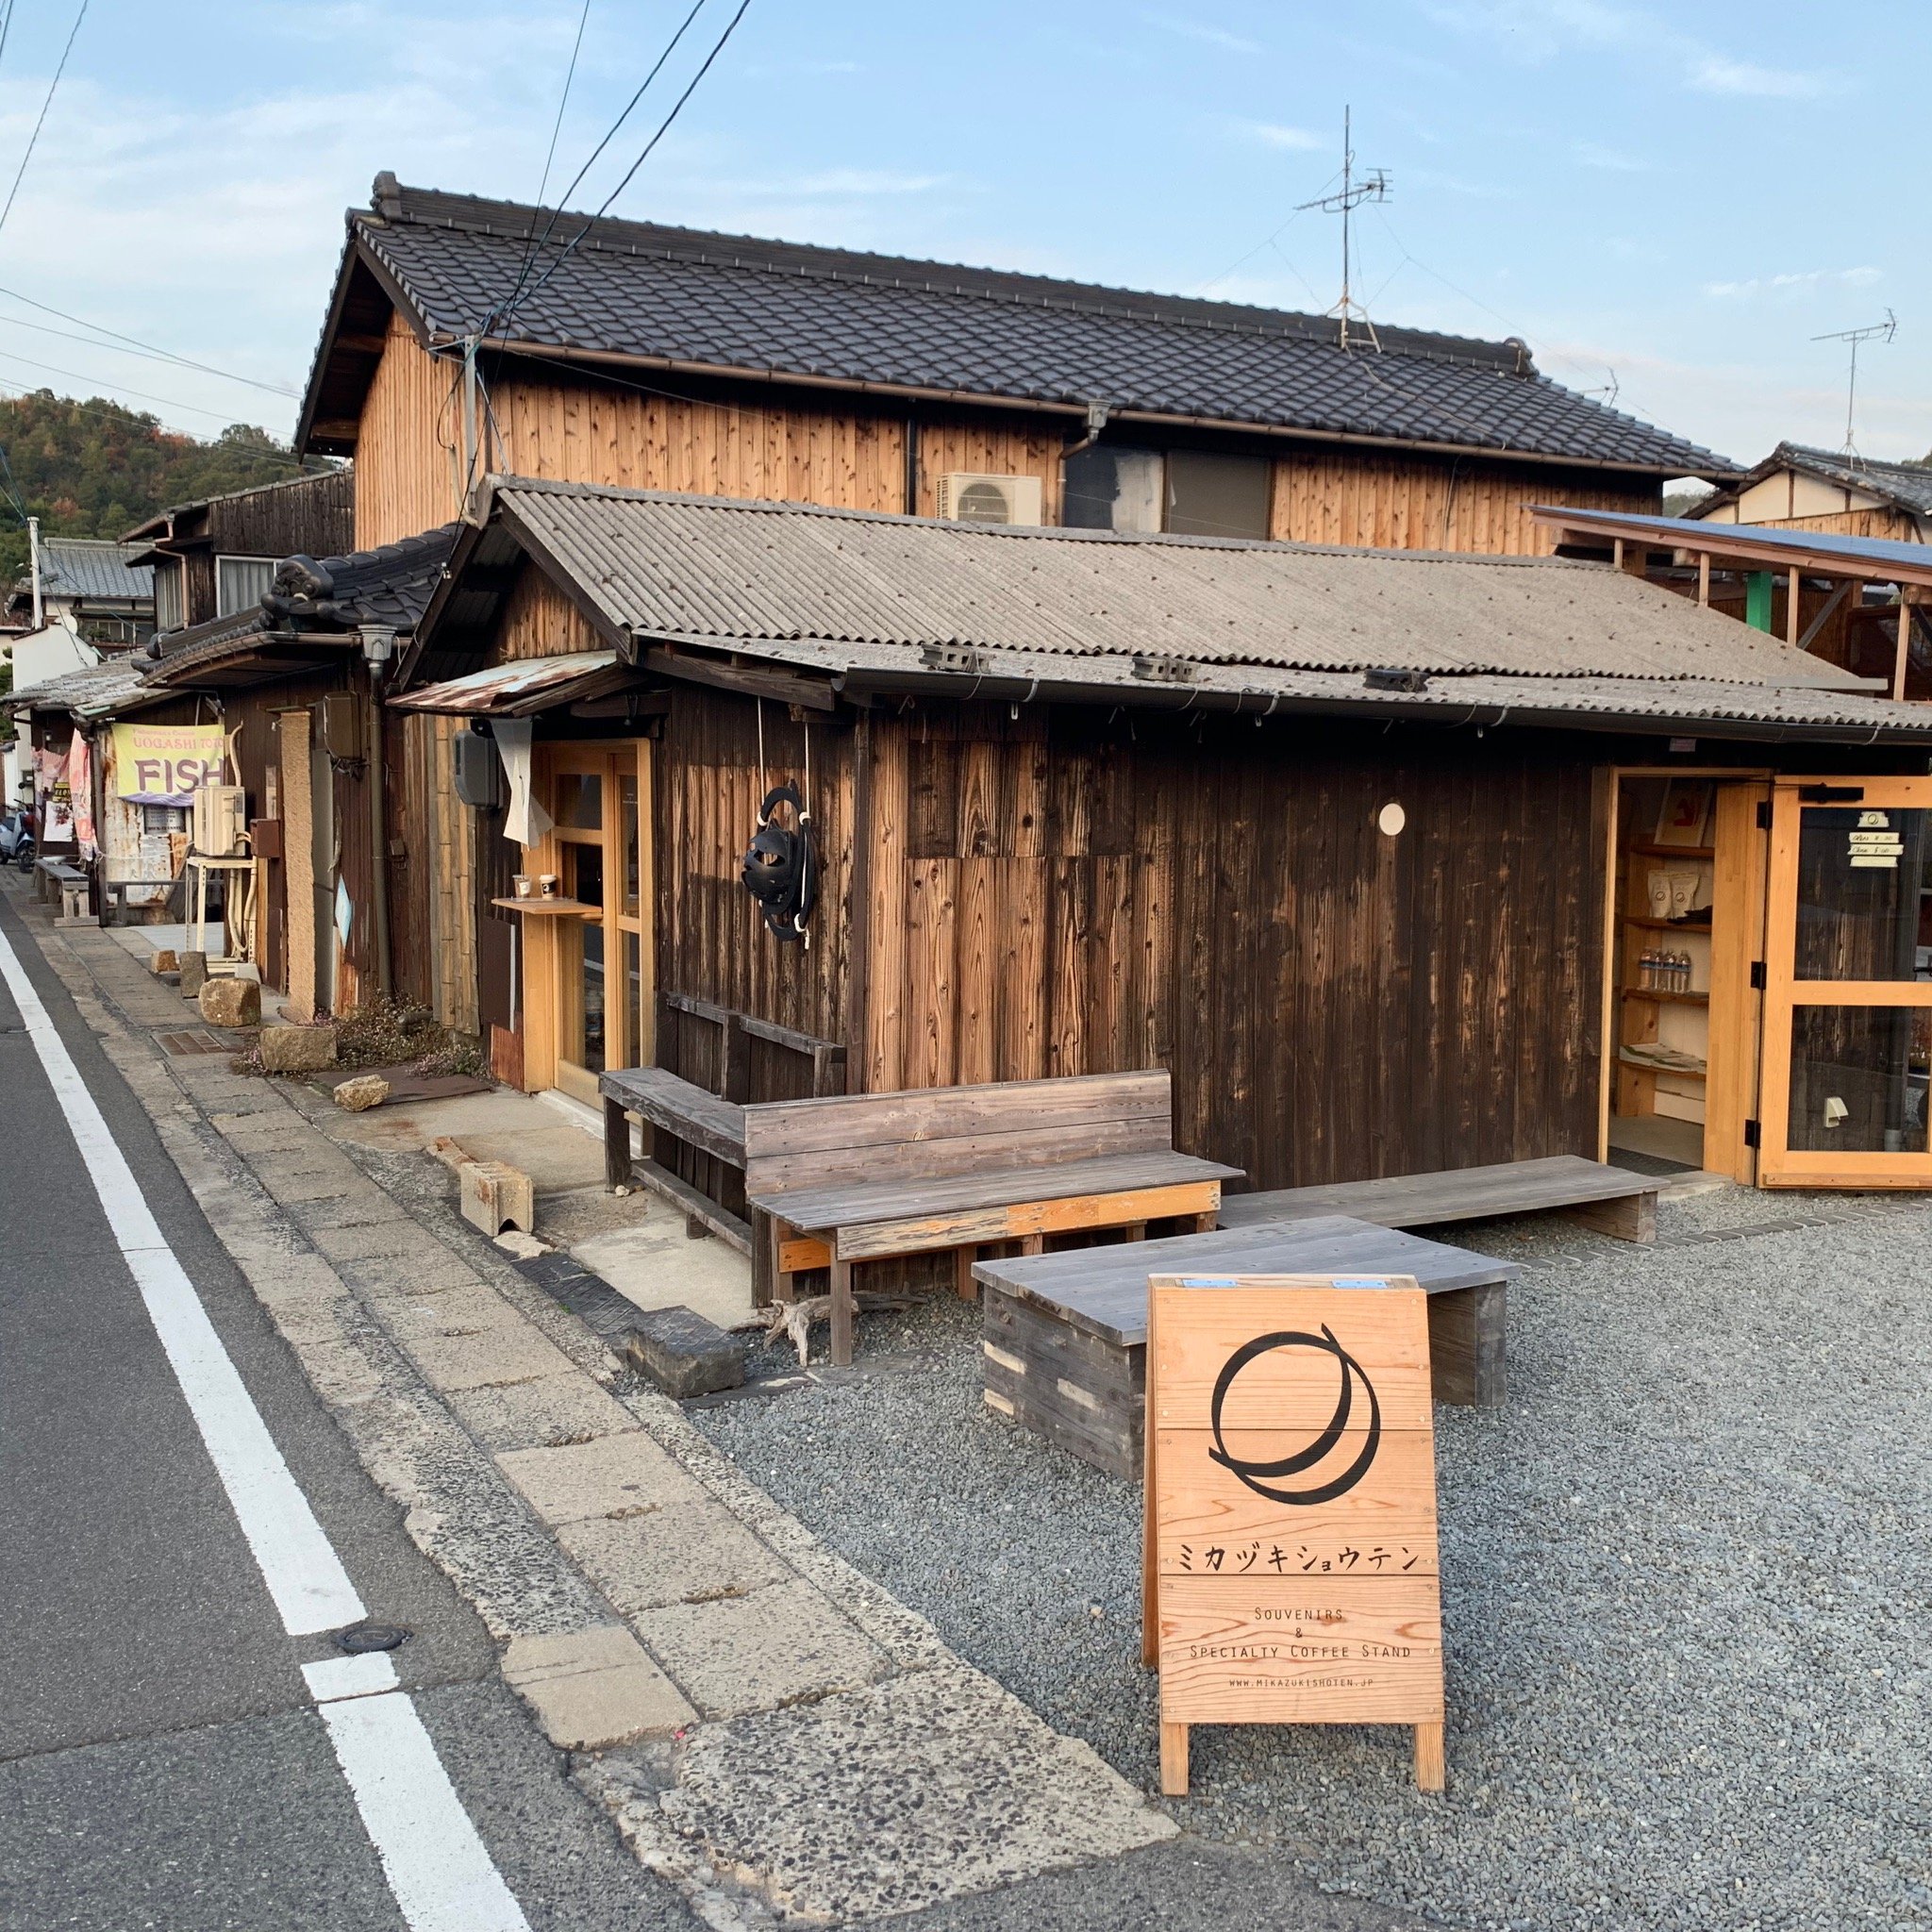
[{"x1": 1142, "y1": 1273, "x2": 1445, "y2": 1796}]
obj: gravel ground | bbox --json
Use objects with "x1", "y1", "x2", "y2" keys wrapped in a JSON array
[{"x1": 691, "y1": 1187, "x2": 1932, "y2": 1932}]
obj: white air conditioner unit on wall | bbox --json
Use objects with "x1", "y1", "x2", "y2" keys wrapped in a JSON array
[
  {"x1": 936, "y1": 473, "x2": 1043, "y2": 527},
  {"x1": 192, "y1": 783, "x2": 248, "y2": 857}
]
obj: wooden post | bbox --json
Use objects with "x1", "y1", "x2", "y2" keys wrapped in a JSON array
[
  {"x1": 1895, "y1": 595, "x2": 1914, "y2": 702},
  {"x1": 768, "y1": 1216, "x2": 795, "y2": 1306},
  {"x1": 1786, "y1": 566, "x2": 1802, "y2": 645},
  {"x1": 829, "y1": 1257, "x2": 855, "y2": 1366},
  {"x1": 954, "y1": 1244, "x2": 979, "y2": 1300},
  {"x1": 1413, "y1": 1723, "x2": 1446, "y2": 1793},
  {"x1": 1696, "y1": 551, "x2": 1711, "y2": 608},
  {"x1": 1160, "y1": 1722, "x2": 1190, "y2": 1798},
  {"x1": 604, "y1": 1096, "x2": 631, "y2": 1190},
  {"x1": 721, "y1": 1012, "x2": 750, "y2": 1104}
]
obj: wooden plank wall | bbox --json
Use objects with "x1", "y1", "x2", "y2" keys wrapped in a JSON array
[
  {"x1": 858, "y1": 705, "x2": 1604, "y2": 1191},
  {"x1": 386, "y1": 708, "x2": 477, "y2": 1030},
  {"x1": 355, "y1": 316, "x2": 464, "y2": 546},
  {"x1": 495, "y1": 568, "x2": 608, "y2": 662},
  {"x1": 1271, "y1": 452, "x2": 1660, "y2": 555}
]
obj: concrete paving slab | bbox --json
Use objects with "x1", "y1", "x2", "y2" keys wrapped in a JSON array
[
  {"x1": 331, "y1": 1249, "x2": 482, "y2": 1298},
  {"x1": 402, "y1": 1316, "x2": 577, "y2": 1393},
  {"x1": 503, "y1": 1626, "x2": 696, "y2": 1750},
  {"x1": 446, "y1": 1375, "x2": 642, "y2": 1456},
  {"x1": 376, "y1": 1284, "x2": 544, "y2": 1347},
  {"x1": 334, "y1": 1090, "x2": 608, "y2": 1192},
  {"x1": 657, "y1": 1661, "x2": 1175, "y2": 1923},
  {"x1": 496, "y1": 1432, "x2": 691, "y2": 1526},
  {"x1": 560, "y1": 1493, "x2": 788, "y2": 1616},
  {"x1": 629, "y1": 1577, "x2": 889, "y2": 1719},
  {"x1": 309, "y1": 1219, "x2": 443, "y2": 1265},
  {"x1": 571, "y1": 1222, "x2": 756, "y2": 1333}
]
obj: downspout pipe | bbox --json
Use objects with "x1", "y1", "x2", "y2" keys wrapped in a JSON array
[
  {"x1": 360, "y1": 627, "x2": 396, "y2": 1001},
  {"x1": 1060, "y1": 400, "x2": 1111, "y2": 463}
]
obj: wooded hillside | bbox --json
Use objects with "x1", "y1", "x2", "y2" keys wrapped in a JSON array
[{"x1": 0, "y1": 389, "x2": 330, "y2": 585}]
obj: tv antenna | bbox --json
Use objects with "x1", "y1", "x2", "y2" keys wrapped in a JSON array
[
  {"x1": 1811, "y1": 309, "x2": 1896, "y2": 457},
  {"x1": 1296, "y1": 106, "x2": 1391, "y2": 352}
]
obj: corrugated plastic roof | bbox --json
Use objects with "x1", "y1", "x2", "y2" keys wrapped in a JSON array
[
  {"x1": 320, "y1": 181, "x2": 1733, "y2": 477},
  {"x1": 484, "y1": 478, "x2": 1866, "y2": 689}
]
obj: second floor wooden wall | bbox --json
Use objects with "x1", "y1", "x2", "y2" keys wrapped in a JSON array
[{"x1": 354, "y1": 316, "x2": 1662, "y2": 558}]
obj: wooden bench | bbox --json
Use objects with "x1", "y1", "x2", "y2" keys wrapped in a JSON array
[
  {"x1": 744, "y1": 1071, "x2": 1242, "y2": 1368},
  {"x1": 34, "y1": 857, "x2": 89, "y2": 923},
  {"x1": 1216, "y1": 1154, "x2": 1660, "y2": 1244},
  {"x1": 974, "y1": 1214, "x2": 1519, "y2": 1479},
  {"x1": 600, "y1": 1065, "x2": 751, "y2": 1250}
]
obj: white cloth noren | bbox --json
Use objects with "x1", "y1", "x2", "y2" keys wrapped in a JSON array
[{"x1": 493, "y1": 720, "x2": 552, "y2": 847}]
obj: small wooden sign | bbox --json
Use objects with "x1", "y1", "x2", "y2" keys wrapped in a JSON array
[{"x1": 1141, "y1": 1273, "x2": 1444, "y2": 1795}]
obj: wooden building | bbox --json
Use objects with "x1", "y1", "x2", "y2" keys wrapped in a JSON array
[
  {"x1": 396, "y1": 479, "x2": 1932, "y2": 1198},
  {"x1": 1689, "y1": 441, "x2": 1932, "y2": 543},
  {"x1": 289, "y1": 173, "x2": 1741, "y2": 1040},
  {"x1": 5, "y1": 538, "x2": 154, "y2": 647}
]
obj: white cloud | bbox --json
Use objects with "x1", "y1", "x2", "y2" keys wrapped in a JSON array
[
  {"x1": 1141, "y1": 12, "x2": 1262, "y2": 54},
  {"x1": 1688, "y1": 56, "x2": 1824, "y2": 100},
  {"x1": 1703, "y1": 267, "x2": 1883, "y2": 300},
  {"x1": 1572, "y1": 141, "x2": 1647, "y2": 172},
  {"x1": 1234, "y1": 122, "x2": 1324, "y2": 151}
]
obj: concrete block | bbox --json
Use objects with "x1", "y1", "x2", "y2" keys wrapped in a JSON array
[
  {"x1": 625, "y1": 1304, "x2": 745, "y2": 1399},
  {"x1": 198, "y1": 975, "x2": 260, "y2": 1028},
  {"x1": 259, "y1": 1023, "x2": 338, "y2": 1073},
  {"x1": 629, "y1": 1577, "x2": 889, "y2": 1719},
  {"x1": 178, "y1": 951, "x2": 208, "y2": 997},
  {"x1": 502, "y1": 1625, "x2": 695, "y2": 1750},
  {"x1": 332, "y1": 1074, "x2": 391, "y2": 1112},
  {"x1": 149, "y1": 947, "x2": 179, "y2": 974},
  {"x1": 460, "y1": 1158, "x2": 534, "y2": 1237}
]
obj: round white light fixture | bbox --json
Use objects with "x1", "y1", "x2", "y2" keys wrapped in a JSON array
[{"x1": 1377, "y1": 801, "x2": 1407, "y2": 838}]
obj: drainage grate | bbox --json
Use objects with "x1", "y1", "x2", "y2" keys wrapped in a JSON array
[{"x1": 157, "y1": 1029, "x2": 231, "y2": 1056}]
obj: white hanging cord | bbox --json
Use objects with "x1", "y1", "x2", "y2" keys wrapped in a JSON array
[
  {"x1": 797, "y1": 716, "x2": 813, "y2": 949},
  {"x1": 756, "y1": 695, "x2": 767, "y2": 811}
]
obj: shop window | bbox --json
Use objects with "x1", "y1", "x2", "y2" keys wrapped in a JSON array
[
  {"x1": 554, "y1": 771, "x2": 602, "y2": 830},
  {"x1": 215, "y1": 555, "x2": 275, "y2": 618}
]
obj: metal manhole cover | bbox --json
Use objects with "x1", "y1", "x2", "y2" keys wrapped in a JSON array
[
  {"x1": 333, "y1": 1620, "x2": 412, "y2": 1655},
  {"x1": 158, "y1": 1030, "x2": 231, "y2": 1056}
]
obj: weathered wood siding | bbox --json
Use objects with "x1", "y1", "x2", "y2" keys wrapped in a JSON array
[
  {"x1": 387, "y1": 707, "x2": 477, "y2": 1030},
  {"x1": 856, "y1": 706, "x2": 1604, "y2": 1190},
  {"x1": 356, "y1": 316, "x2": 463, "y2": 546},
  {"x1": 495, "y1": 567, "x2": 607, "y2": 662},
  {"x1": 1270, "y1": 451, "x2": 1660, "y2": 555}
]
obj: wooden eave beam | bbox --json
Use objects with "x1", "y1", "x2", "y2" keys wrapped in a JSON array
[{"x1": 639, "y1": 640, "x2": 839, "y2": 710}]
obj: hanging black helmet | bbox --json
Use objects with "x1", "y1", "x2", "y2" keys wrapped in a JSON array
[{"x1": 741, "y1": 783, "x2": 815, "y2": 942}]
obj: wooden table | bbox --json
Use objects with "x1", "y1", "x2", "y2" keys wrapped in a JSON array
[
  {"x1": 974, "y1": 1214, "x2": 1519, "y2": 1479},
  {"x1": 1216, "y1": 1154, "x2": 1659, "y2": 1244}
]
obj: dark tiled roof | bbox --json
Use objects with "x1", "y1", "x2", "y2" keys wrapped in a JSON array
[
  {"x1": 308, "y1": 179, "x2": 1734, "y2": 478},
  {"x1": 263, "y1": 524, "x2": 459, "y2": 633},
  {"x1": 30, "y1": 538, "x2": 153, "y2": 604},
  {"x1": 1721, "y1": 441, "x2": 1932, "y2": 520}
]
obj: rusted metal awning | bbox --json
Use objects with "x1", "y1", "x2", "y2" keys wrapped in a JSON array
[{"x1": 387, "y1": 650, "x2": 664, "y2": 719}]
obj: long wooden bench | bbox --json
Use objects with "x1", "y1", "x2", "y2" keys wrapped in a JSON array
[
  {"x1": 974, "y1": 1214, "x2": 1520, "y2": 1479},
  {"x1": 599, "y1": 1065, "x2": 751, "y2": 1250},
  {"x1": 1216, "y1": 1154, "x2": 1660, "y2": 1244},
  {"x1": 744, "y1": 1071, "x2": 1242, "y2": 1368}
]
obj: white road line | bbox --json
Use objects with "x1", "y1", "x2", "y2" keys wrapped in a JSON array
[{"x1": 0, "y1": 922, "x2": 533, "y2": 1932}]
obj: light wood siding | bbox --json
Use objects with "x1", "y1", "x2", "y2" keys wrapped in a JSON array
[
  {"x1": 910, "y1": 417, "x2": 1064, "y2": 522},
  {"x1": 494, "y1": 567, "x2": 607, "y2": 662},
  {"x1": 1271, "y1": 451, "x2": 1659, "y2": 555},
  {"x1": 857, "y1": 705, "x2": 1604, "y2": 1191},
  {"x1": 389, "y1": 708, "x2": 479, "y2": 1031},
  {"x1": 355, "y1": 316, "x2": 460, "y2": 547},
  {"x1": 1740, "y1": 508, "x2": 1924, "y2": 542}
]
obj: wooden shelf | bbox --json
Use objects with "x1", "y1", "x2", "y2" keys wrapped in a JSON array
[
  {"x1": 491, "y1": 896, "x2": 596, "y2": 916},
  {"x1": 1623, "y1": 916, "x2": 1713, "y2": 934},
  {"x1": 1630, "y1": 842, "x2": 1715, "y2": 860},
  {"x1": 1618, "y1": 1050, "x2": 1707, "y2": 1080},
  {"x1": 1621, "y1": 987, "x2": 1708, "y2": 1005}
]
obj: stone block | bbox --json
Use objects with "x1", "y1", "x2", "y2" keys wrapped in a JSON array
[
  {"x1": 198, "y1": 975, "x2": 260, "y2": 1029},
  {"x1": 178, "y1": 951, "x2": 208, "y2": 997},
  {"x1": 149, "y1": 947, "x2": 179, "y2": 974},
  {"x1": 625, "y1": 1304, "x2": 745, "y2": 1399},
  {"x1": 258, "y1": 1023, "x2": 338, "y2": 1073},
  {"x1": 333, "y1": 1074, "x2": 391, "y2": 1112},
  {"x1": 460, "y1": 1158, "x2": 535, "y2": 1237},
  {"x1": 502, "y1": 1625, "x2": 694, "y2": 1749}
]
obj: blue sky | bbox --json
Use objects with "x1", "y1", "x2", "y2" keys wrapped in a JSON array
[{"x1": 0, "y1": 0, "x2": 1923, "y2": 471}]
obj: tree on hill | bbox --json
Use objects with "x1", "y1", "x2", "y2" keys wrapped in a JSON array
[{"x1": 0, "y1": 389, "x2": 332, "y2": 590}]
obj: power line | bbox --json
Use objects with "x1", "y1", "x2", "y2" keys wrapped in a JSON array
[
  {"x1": 488, "y1": 0, "x2": 709, "y2": 336},
  {"x1": 0, "y1": 283, "x2": 299, "y2": 396},
  {"x1": 496, "y1": 0, "x2": 596, "y2": 343},
  {"x1": 0, "y1": 0, "x2": 90, "y2": 244},
  {"x1": 0, "y1": 344, "x2": 277, "y2": 425},
  {"x1": 501, "y1": 0, "x2": 755, "y2": 335}
]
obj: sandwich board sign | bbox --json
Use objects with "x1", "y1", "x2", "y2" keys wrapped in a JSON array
[{"x1": 1141, "y1": 1273, "x2": 1444, "y2": 1794}]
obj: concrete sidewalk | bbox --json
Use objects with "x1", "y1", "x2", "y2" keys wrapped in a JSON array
[{"x1": 20, "y1": 890, "x2": 1360, "y2": 1930}]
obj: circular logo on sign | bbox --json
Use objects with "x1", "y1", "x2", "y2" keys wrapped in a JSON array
[{"x1": 1208, "y1": 1324, "x2": 1382, "y2": 1506}]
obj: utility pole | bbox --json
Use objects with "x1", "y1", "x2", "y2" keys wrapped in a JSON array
[
  {"x1": 460, "y1": 335, "x2": 481, "y2": 517},
  {"x1": 1811, "y1": 310, "x2": 1896, "y2": 457},
  {"x1": 26, "y1": 513, "x2": 42, "y2": 628},
  {"x1": 1296, "y1": 107, "x2": 1392, "y2": 352}
]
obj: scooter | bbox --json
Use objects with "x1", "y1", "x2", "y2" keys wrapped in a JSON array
[{"x1": 0, "y1": 801, "x2": 37, "y2": 872}]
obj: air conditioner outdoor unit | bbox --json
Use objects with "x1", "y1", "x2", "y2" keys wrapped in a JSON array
[
  {"x1": 935, "y1": 473, "x2": 1043, "y2": 526},
  {"x1": 192, "y1": 783, "x2": 248, "y2": 857}
]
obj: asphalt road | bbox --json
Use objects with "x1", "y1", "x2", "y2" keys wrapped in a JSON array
[{"x1": 0, "y1": 892, "x2": 696, "y2": 1932}]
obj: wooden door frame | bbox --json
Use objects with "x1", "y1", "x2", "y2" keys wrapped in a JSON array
[
  {"x1": 1596, "y1": 765, "x2": 1774, "y2": 1180},
  {"x1": 1757, "y1": 774, "x2": 1932, "y2": 1189}
]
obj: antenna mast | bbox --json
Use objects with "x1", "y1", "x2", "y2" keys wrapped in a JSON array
[
  {"x1": 1296, "y1": 106, "x2": 1391, "y2": 351},
  {"x1": 1811, "y1": 309, "x2": 1896, "y2": 457}
]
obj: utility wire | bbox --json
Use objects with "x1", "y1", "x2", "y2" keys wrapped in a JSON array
[
  {"x1": 500, "y1": 0, "x2": 593, "y2": 321},
  {"x1": 0, "y1": 283, "x2": 298, "y2": 396},
  {"x1": 500, "y1": 0, "x2": 755, "y2": 336},
  {"x1": 487, "y1": 0, "x2": 709, "y2": 335},
  {"x1": 0, "y1": 1, "x2": 91, "y2": 243},
  {"x1": 0, "y1": 2, "x2": 18, "y2": 88}
]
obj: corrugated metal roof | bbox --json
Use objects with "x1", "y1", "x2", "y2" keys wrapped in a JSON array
[
  {"x1": 315, "y1": 181, "x2": 1733, "y2": 476},
  {"x1": 484, "y1": 478, "x2": 1869, "y2": 690},
  {"x1": 389, "y1": 650, "x2": 620, "y2": 713}
]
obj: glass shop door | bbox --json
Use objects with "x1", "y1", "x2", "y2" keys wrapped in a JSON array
[{"x1": 1757, "y1": 777, "x2": 1932, "y2": 1188}]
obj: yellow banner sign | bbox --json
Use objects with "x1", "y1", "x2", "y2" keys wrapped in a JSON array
[{"x1": 111, "y1": 722, "x2": 225, "y2": 806}]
